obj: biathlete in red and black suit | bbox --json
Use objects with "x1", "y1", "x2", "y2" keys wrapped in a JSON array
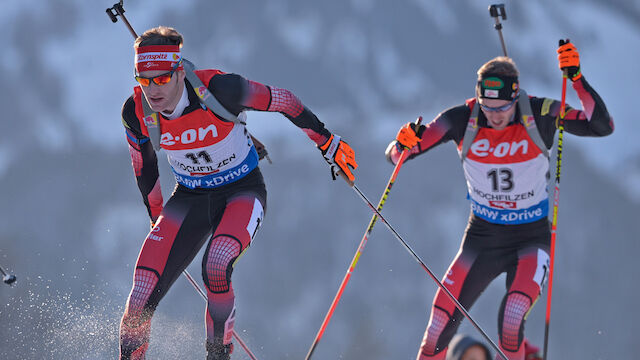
[
  {"x1": 119, "y1": 26, "x2": 357, "y2": 360},
  {"x1": 386, "y1": 42, "x2": 613, "y2": 360}
]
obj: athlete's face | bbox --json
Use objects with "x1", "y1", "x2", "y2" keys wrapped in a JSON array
[
  {"x1": 479, "y1": 98, "x2": 517, "y2": 131},
  {"x1": 138, "y1": 69, "x2": 186, "y2": 113},
  {"x1": 460, "y1": 344, "x2": 489, "y2": 360}
]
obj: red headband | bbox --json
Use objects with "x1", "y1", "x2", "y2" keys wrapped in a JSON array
[{"x1": 135, "y1": 45, "x2": 182, "y2": 73}]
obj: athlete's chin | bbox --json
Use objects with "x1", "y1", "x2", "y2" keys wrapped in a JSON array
[
  {"x1": 489, "y1": 120, "x2": 508, "y2": 130},
  {"x1": 149, "y1": 98, "x2": 168, "y2": 112}
]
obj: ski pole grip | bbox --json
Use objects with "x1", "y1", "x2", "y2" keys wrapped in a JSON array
[
  {"x1": 414, "y1": 116, "x2": 423, "y2": 128},
  {"x1": 558, "y1": 39, "x2": 570, "y2": 78}
]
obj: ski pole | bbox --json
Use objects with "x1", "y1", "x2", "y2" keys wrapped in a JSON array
[
  {"x1": 334, "y1": 174, "x2": 508, "y2": 360},
  {"x1": 0, "y1": 264, "x2": 16, "y2": 286},
  {"x1": 305, "y1": 117, "x2": 423, "y2": 360},
  {"x1": 543, "y1": 39, "x2": 570, "y2": 360},
  {"x1": 182, "y1": 270, "x2": 258, "y2": 360},
  {"x1": 488, "y1": 4, "x2": 508, "y2": 57}
]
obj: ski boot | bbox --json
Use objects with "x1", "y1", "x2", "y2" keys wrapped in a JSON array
[
  {"x1": 524, "y1": 338, "x2": 542, "y2": 360},
  {"x1": 206, "y1": 341, "x2": 233, "y2": 360}
]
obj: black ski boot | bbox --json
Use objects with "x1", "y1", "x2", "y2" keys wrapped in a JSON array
[{"x1": 206, "y1": 341, "x2": 233, "y2": 360}]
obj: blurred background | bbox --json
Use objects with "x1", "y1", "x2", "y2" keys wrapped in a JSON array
[{"x1": 0, "y1": 0, "x2": 638, "y2": 359}]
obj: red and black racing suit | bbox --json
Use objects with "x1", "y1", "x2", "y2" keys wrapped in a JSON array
[
  {"x1": 120, "y1": 70, "x2": 332, "y2": 359},
  {"x1": 387, "y1": 76, "x2": 613, "y2": 360}
]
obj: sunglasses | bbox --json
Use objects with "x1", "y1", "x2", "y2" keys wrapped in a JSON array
[
  {"x1": 135, "y1": 59, "x2": 182, "y2": 87},
  {"x1": 479, "y1": 98, "x2": 517, "y2": 112}
]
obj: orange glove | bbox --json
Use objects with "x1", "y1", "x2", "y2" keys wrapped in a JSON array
[
  {"x1": 319, "y1": 134, "x2": 358, "y2": 182},
  {"x1": 395, "y1": 122, "x2": 425, "y2": 149},
  {"x1": 557, "y1": 39, "x2": 581, "y2": 81}
]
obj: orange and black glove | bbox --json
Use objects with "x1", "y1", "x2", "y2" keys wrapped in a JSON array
[
  {"x1": 395, "y1": 122, "x2": 425, "y2": 149},
  {"x1": 557, "y1": 39, "x2": 582, "y2": 81},
  {"x1": 319, "y1": 134, "x2": 358, "y2": 183}
]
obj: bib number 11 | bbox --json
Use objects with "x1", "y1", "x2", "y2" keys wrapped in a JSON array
[{"x1": 185, "y1": 151, "x2": 212, "y2": 164}]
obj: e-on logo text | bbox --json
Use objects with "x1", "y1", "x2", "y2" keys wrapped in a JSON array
[
  {"x1": 471, "y1": 139, "x2": 528, "y2": 158},
  {"x1": 161, "y1": 124, "x2": 218, "y2": 146}
]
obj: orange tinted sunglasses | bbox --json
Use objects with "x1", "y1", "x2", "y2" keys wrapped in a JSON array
[
  {"x1": 135, "y1": 59, "x2": 182, "y2": 87},
  {"x1": 135, "y1": 70, "x2": 175, "y2": 87}
]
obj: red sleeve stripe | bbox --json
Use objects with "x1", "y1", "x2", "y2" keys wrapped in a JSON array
[
  {"x1": 243, "y1": 80, "x2": 271, "y2": 111},
  {"x1": 419, "y1": 120, "x2": 449, "y2": 150},
  {"x1": 572, "y1": 79, "x2": 595, "y2": 120},
  {"x1": 267, "y1": 87, "x2": 304, "y2": 118},
  {"x1": 128, "y1": 144, "x2": 144, "y2": 177},
  {"x1": 148, "y1": 180, "x2": 164, "y2": 221},
  {"x1": 303, "y1": 128, "x2": 328, "y2": 147}
]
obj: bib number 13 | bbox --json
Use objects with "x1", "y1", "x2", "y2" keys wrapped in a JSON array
[{"x1": 487, "y1": 168, "x2": 513, "y2": 192}]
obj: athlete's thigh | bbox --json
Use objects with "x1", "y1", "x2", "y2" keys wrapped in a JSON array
[
  {"x1": 135, "y1": 190, "x2": 212, "y2": 291},
  {"x1": 506, "y1": 245, "x2": 550, "y2": 298},
  {"x1": 435, "y1": 235, "x2": 506, "y2": 315},
  {"x1": 215, "y1": 191, "x2": 265, "y2": 249},
  {"x1": 201, "y1": 191, "x2": 265, "y2": 292},
  {"x1": 504, "y1": 221, "x2": 550, "y2": 292}
]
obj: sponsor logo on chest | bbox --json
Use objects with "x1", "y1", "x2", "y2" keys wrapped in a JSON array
[
  {"x1": 173, "y1": 153, "x2": 238, "y2": 176},
  {"x1": 467, "y1": 126, "x2": 541, "y2": 163},
  {"x1": 160, "y1": 124, "x2": 218, "y2": 146},
  {"x1": 470, "y1": 138, "x2": 528, "y2": 158},
  {"x1": 174, "y1": 163, "x2": 251, "y2": 188}
]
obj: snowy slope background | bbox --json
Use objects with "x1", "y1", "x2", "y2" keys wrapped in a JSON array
[{"x1": 0, "y1": 0, "x2": 638, "y2": 359}]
